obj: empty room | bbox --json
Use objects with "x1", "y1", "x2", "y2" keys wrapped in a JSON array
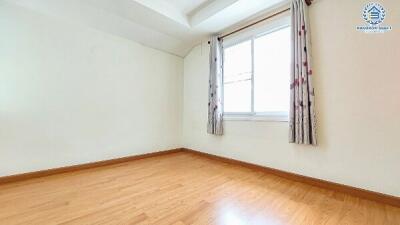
[{"x1": 0, "y1": 0, "x2": 399, "y2": 224}]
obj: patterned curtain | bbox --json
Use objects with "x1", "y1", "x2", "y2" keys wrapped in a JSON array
[
  {"x1": 289, "y1": 0, "x2": 317, "y2": 145},
  {"x1": 207, "y1": 36, "x2": 224, "y2": 135}
]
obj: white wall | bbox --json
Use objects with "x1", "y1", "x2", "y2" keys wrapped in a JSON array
[
  {"x1": 183, "y1": 0, "x2": 400, "y2": 197},
  {"x1": 0, "y1": 2, "x2": 183, "y2": 176}
]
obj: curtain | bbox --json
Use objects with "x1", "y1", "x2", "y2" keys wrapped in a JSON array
[
  {"x1": 207, "y1": 36, "x2": 224, "y2": 135},
  {"x1": 289, "y1": 0, "x2": 317, "y2": 145}
]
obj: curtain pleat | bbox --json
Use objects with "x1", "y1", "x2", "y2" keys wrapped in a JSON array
[
  {"x1": 207, "y1": 36, "x2": 224, "y2": 135},
  {"x1": 289, "y1": 0, "x2": 317, "y2": 145}
]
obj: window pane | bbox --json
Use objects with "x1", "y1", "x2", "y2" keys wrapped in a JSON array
[
  {"x1": 224, "y1": 80, "x2": 251, "y2": 113},
  {"x1": 254, "y1": 27, "x2": 290, "y2": 113},
  {"x1": 224, "y1": 40, "x2": 252, "y2": 78},
  {"x1": 223, "y1": 40, "x2": 252, "y2": 113}
]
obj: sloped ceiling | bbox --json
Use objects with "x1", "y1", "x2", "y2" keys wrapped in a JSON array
[{"x1": 7, "y1": 0, "x2": 287, "y2": 57}]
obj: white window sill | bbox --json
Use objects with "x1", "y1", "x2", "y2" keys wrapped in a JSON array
[{"x1": 223, "y1": 114, "x2": 289, "y2": 122}]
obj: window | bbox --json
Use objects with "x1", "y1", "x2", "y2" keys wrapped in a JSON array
[{"x1": 223, "y1": 25, "x2": 291, "y2": 121}]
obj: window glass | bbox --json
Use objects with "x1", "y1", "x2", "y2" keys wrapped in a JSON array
[
  {"x1": 254, "y1": 27, "x2": 290, "y2": 113},
  {"x1": 222, "y1": 25, "x2": 290, "y2": 117},
  {"x1": 223, "y1": 40, "x2": 252, "y2": 113}
]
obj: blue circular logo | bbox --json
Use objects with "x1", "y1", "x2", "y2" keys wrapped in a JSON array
[{"x1": 362, "y1": 3, "x2": 386, "y2": 25}]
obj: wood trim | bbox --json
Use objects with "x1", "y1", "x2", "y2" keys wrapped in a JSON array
[
  {"x1": 1, "y1": 147, "x2": 398, "y2": 208},
  {"x1": 0, "y1": 148, "x2": 184, "y2": 185},
  {"x1": 182, "y1": 148, "x2": 400, "y2": 208}
]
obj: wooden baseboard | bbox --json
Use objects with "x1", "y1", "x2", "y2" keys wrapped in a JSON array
[
  {"x1": 182, "y1": 148, "x2": 400, "y2": 208},
  {"x1": 1, "y1": 147, "x2": 398, "y2": 208},
  {"x1": 0, "y1": 148, "x2": 184, "y2": 185}
]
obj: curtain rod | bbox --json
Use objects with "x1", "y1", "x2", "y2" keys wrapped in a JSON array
[{"x1": 208, "y1": 0, "x2": 313, "y2": 44}]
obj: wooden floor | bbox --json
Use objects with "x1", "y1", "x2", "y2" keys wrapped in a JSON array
[{"x1": 0, "y1": 152, "x2": 399, "y2": 225}]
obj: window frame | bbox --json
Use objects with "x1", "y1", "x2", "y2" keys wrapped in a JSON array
[{"x1": 222, "y1": 16, "x2": 290, "y2": 122}]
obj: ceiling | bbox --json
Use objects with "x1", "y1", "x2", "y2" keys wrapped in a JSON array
[
  {"x1": 168, "y1": 0, "x2": 211, "y2": 15},
  {"x1": 8, "y1": 0, "x2": 287, "y2": 57}
]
